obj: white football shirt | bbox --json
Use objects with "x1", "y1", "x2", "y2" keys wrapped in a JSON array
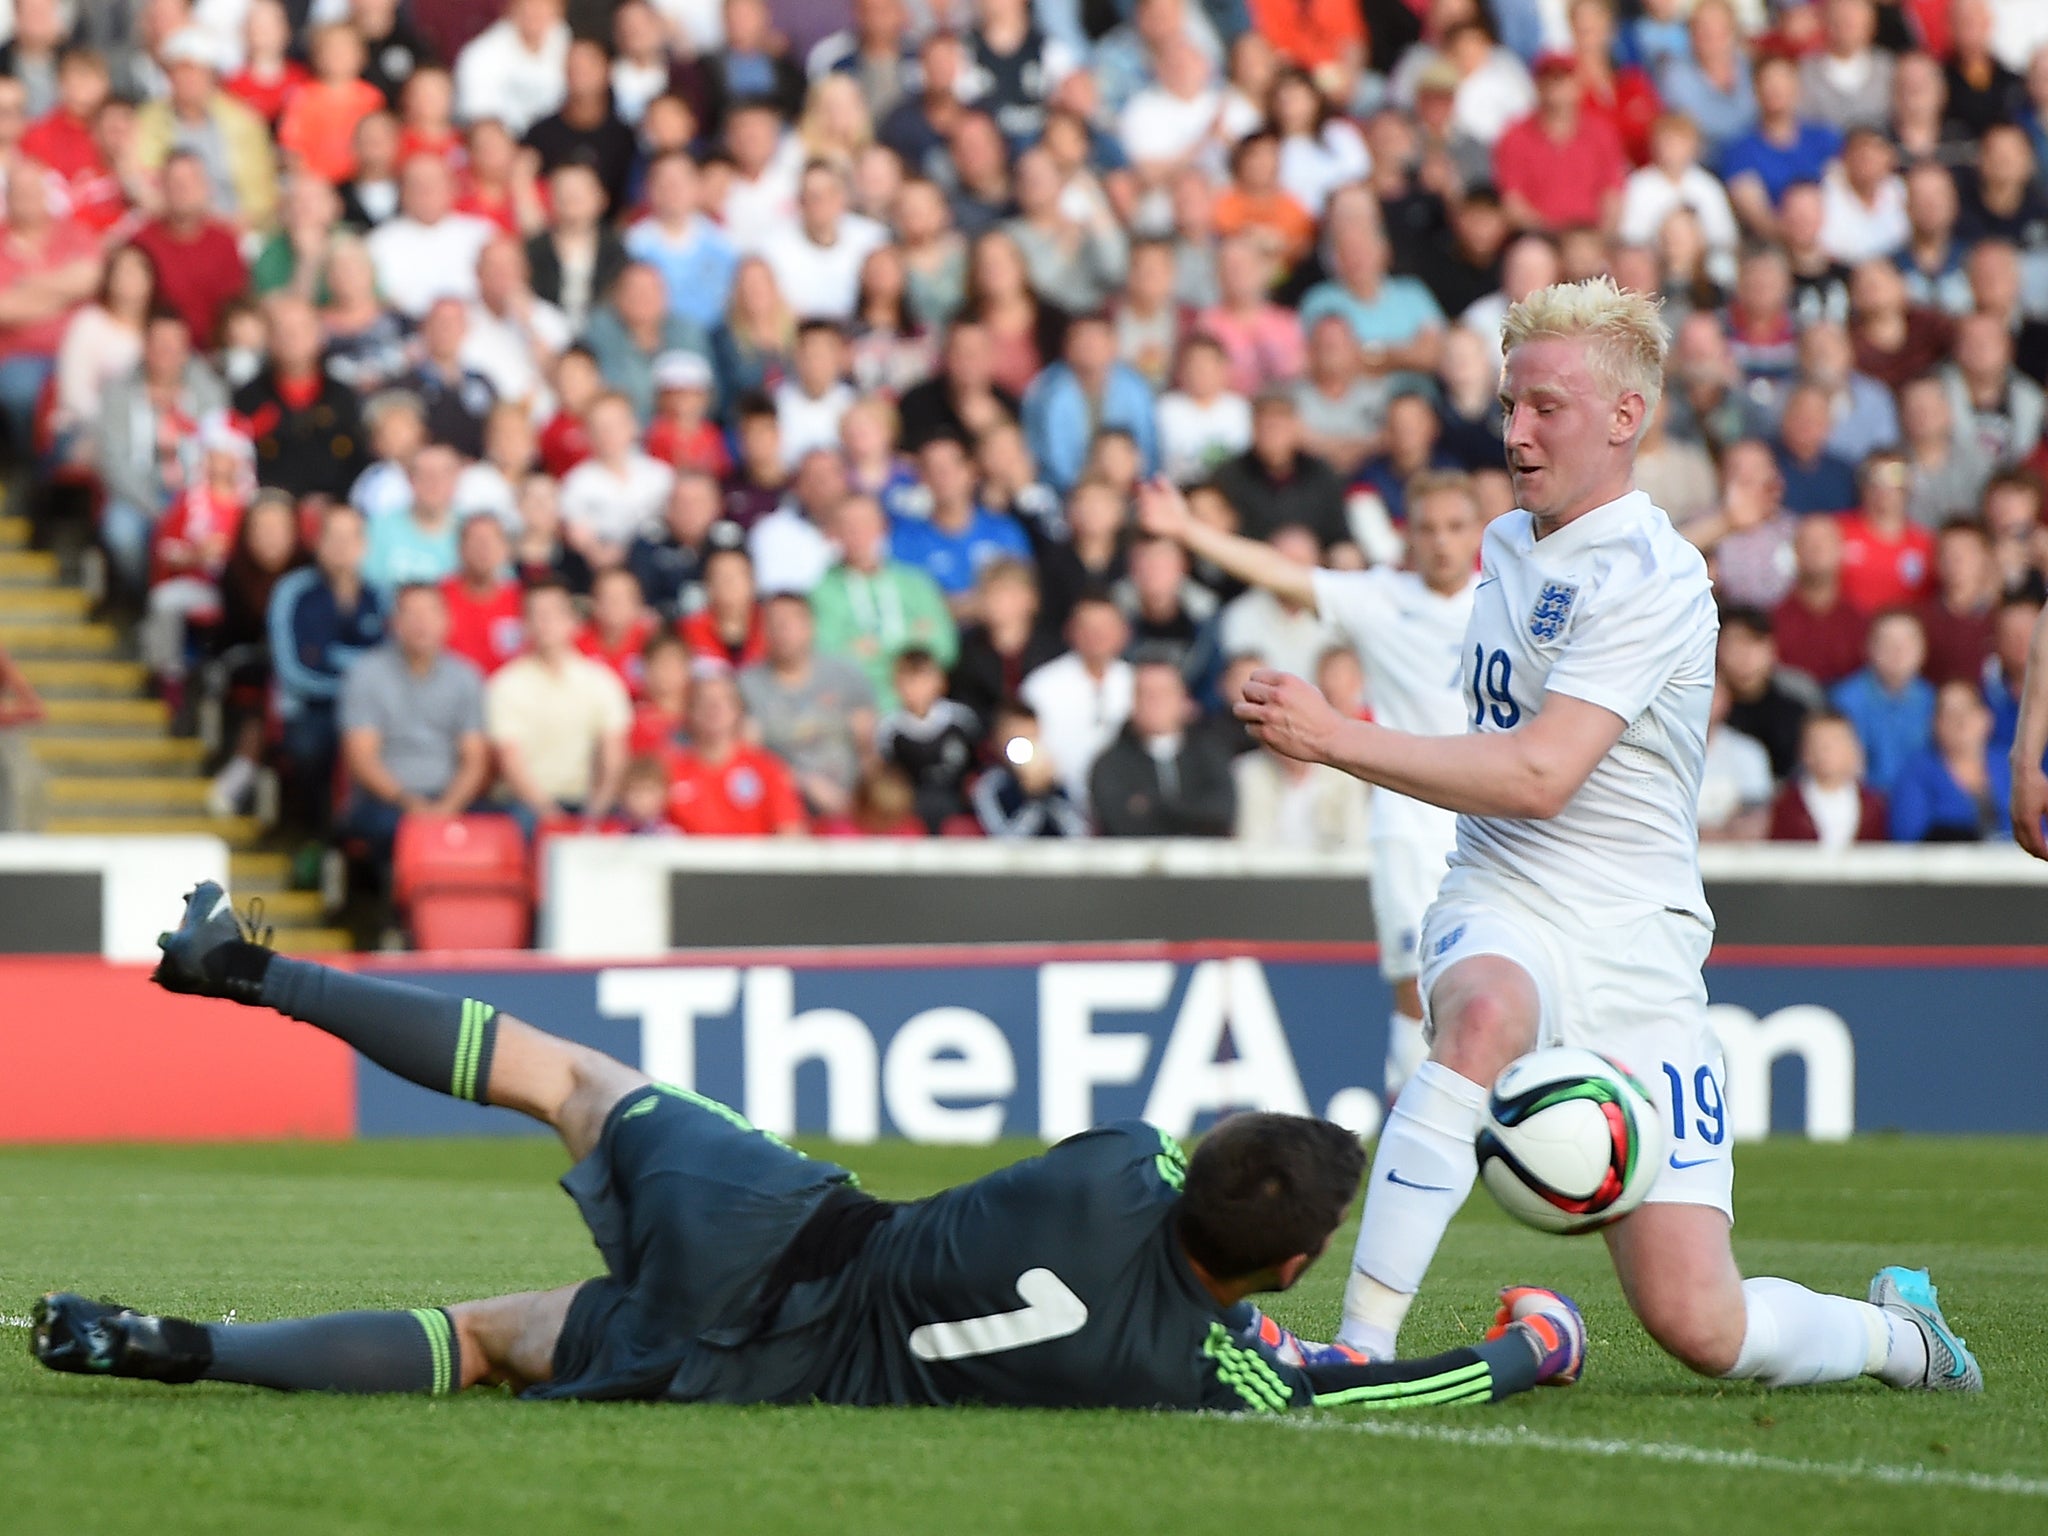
[
  {"x1": 1310, "y1": 565, "x2": 1473, "y2": 847},
  {"x1": 1449, "y1": 490, "x2": 1718, "y2": 923}
]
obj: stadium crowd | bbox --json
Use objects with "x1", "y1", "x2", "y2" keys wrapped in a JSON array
[{"x1": 3, "y1": 0, "x2": 2048, "y2": 869}]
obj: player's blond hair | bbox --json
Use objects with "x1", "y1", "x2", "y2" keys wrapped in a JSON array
[{"x1": 1500, "y1": 278, "x2": 1668, "y2": 431}]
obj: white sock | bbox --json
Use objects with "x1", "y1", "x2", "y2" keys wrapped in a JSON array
[
  {"x1": 1336, "y1": 1060, "x2": 1487, "y2": 1356},
  {"x1": 1383, "y1": 1011, "x2": 1429, "y2": 1102},
  {"x1": 1725, "y1": 1277, "x2": 1922, "y2": 1387}
]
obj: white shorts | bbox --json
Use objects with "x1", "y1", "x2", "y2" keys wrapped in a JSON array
[
  {"x1": 1417, "y1": 864, "x2": 1734, "y2": 1219},
  {"x1": 1370, "y1": 835, "x2": 1453, "y2": 984}
]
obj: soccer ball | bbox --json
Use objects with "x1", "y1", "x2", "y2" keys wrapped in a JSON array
[{"x1": 1475, "y1": 1048, "x2": 1668, "y2": 1235}]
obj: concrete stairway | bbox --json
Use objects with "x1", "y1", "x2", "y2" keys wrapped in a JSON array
[{"x1": 2, "y1": 512, "x2": 349, "y2": 952}]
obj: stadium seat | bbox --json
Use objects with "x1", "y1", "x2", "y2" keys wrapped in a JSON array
[{"x1": 392, "y1": 814, "x2": 533, "y2": 951}]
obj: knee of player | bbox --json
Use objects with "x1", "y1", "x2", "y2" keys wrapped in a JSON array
[
  {"x1": 1430, "y1": 988, "x2": 1533, "y2": 1076},
  {"x1": 1638, "y1": 1296, "x2": 1744, "y2": 1377}
]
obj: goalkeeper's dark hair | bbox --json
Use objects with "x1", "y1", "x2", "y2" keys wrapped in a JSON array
[{"x1": 1174, "y1": 1113, "x2": 1367, "y2": 1281}]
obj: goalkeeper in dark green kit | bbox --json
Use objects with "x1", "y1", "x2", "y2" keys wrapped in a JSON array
[{"x1": 34, "y1": 883, "x2": 1586, "y2": 1411}]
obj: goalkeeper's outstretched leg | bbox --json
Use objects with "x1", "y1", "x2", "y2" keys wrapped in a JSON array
[{"x1": 153, "y1": 880, "x2": 647, "y2": 1160}]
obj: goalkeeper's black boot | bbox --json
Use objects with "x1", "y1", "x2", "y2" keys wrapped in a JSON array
[
  {"x1": 32, "y1": 1293, "x2": 213, "y2": 1384},
  {"x1": 151, "y1": 881, "x2": 272, "y2": 1001}
]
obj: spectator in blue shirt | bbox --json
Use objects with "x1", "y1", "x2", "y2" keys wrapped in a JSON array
[
  {"x1": 1719, "y1": 53, "x2": 1842, "y2": 231},
  {"x1": 269, "y1": 502, "x2": 387, "y2": 830},
  {"x1": 887, "y1": 433, "x2": 1033, "y2": 611},
  {"x1": 1773, "y1": 384, "x2": 1860, "y2": 514},
  {"x1": 622, "y1": 151, "x2": 740, "y2": 332},
  {"x1": 1985, "y1": 595, "x2": 2041, "y2": 757},
  {"x1": 1655, "y1": 0, "x2": 1757, "y2": 168},
  {"x1": 1298, "y1": 212, "x2": 1445, "y2": 372},
  {"x1": 364, "y1": 443, "x2": 464, "y2": 594},
  {"x1": 1831, "y1": 608, "x2": 1936, "y2": 796},
  {"x1": 1022, "y1": 311, "x2": 1160, "y2": 493},
  {"x1": 1889, "y1": 680, "x2": 2012, "y2": 842}
]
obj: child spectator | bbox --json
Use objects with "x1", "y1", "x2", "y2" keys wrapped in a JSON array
[
  {"x1": 876, "y1": 648, "x2": 981, "y2": 830},
  {"x1": 278, "y1": 24, "x2": 384, "y2": 186},
  {"x1": 349, "y1": 390, "x2": 430, "y2": 525},
  {"x1": 1889, "y1": 679, "x2": 2011, "y2": 843},
  {"x1": 971, "y1": 700, "x2": 1092, "y2": 838},
  {"x1": 143, "y1": 414, "x2": 252, "y2": 696},
  {"x1": 679, "y1": 535, "x2": 769, "y2": 669},
  {"x1": 774, "y1": 320, "x2": 857, "y2": 469},
  {"x1": 630, "y1": 633, "x2": 692, "y2": 756},
  {"x1": 1770, "y1": 709, "x2": 1889, "y2": 847},
  {"x1": 1157, "y1": 333, "x2": 1252, "y2": 487},
  {"x1": 440, "y1": 514, "x2": 524, "y2": 676},
  {"x1": 723, "y1": 392, "x2": 791, "y2": 527},
  {"x1": 538, "y1": 347, "x2": 604, "y2": 478},
  {"x1": 611, "y1": 754, "x2": 679, "y2": 835},
  {"x1": 1830, "y1": 607, "x2": 1936, "y2": 796},
  {"x1": 644, "y1": 352, "x2": 731, "y2": 478},
  {"x1": 224, "y1": 0, "x2": 310, "y2": 126},
  {"x1": 819, "y1": 763, "x2": 929, "y2": 838}
]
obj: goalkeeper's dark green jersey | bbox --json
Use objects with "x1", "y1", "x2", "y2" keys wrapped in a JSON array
[{"x1": 534, "y1": 1089, "x2": 1541, "y2": 1411}]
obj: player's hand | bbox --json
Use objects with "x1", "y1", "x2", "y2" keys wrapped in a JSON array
[
  {"x1": 1135, "y1": 477, "x2": 1192, "y2": 541},
  {"x1": 2010, "y1": 756, "x2": 2048, "y2": 858},
  {"x1": 1235, "y1": 668, "x2": 1344, "y2": 764}
]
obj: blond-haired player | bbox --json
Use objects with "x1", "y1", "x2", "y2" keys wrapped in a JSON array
[{"x1": 1237, "y1": 279, "x2": 1980, "y2": 1392}]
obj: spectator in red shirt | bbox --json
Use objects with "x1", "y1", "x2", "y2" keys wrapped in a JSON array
[
  {"x1": 142, "y1": 413, "x2": 251, "y2": 691},
  {"x1": 1493, "y1": 52, "x2": 1628, "y2": 235},
  {"x1": 678, "y1": 537, "x2": 769, "y2": 668},
  {"x1": 0, "y1": 161, "x2": 101, "y2": 460},
  {"x1": 644, "y1": 349, "x2": 731, "y2": 477},
  {"x1": 537, "y1": 345, "x2": 602, "y2": 478},
  {"x1": 224, "y1": 0, "x2": 311, "y2": 126},
  {"x1": 1773, "y1": 514, "x2": 1869, "y2": 686},
  {"x1": 399, "y1": 68, "x2": 467, "y2": 171},
  {"x1": 440, "y1": 513, "x2": 525, "y2": 675},
  {"x1": 630, "y1": 631, "x2": 692, "y2": 756},
  {"x1": 1568, "y1": 0, "x2": 1662, "y2": 166},
  {"x1": 663, "y1": 668, "x2": 808, "y2": 836},
  {"x1": 1838, "y1": 450, "x2": 1936, "y2": 614},
  {"x1": 131, "y1": 150, "x2": 250, "y2": 349},
  {"x1": 21, "y1": 47, "x2": 112, "y2": 187},
  {"x1": 577, "y1": 566, "x2": 657, "y2": 697},
  {"x1": 1917, "y1": 519, "x2": 1999, "y2": 686}
]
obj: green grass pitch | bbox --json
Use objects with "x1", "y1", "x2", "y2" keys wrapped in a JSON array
[{"x1": 2, "y1": 1135, "x2": 2042, "y2": 1535}]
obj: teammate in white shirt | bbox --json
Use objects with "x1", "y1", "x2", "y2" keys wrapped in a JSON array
[
  {"x1": 1237, "y1": 279, "x2": 1980, "y2": 1393},
  {"x1": 1137, "y1": 471, "x2": 1483, "y2": 1103}
]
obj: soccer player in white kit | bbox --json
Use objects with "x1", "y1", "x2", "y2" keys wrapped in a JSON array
[
  {"x1": 1135, "y1": 473, "x2": 1482, "y2": 1102},
  {"x1": 1236, "y1": 279, "x2": 1981, "y2": 1393}
]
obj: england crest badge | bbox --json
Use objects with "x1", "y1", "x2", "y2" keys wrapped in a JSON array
[{"x1": 1527, "y1": 580, "x2": 1578, "y2": 642}]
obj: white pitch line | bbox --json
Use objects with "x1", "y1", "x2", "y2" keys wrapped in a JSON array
[{"x1": 1248, "y1": 1415, "x2": 2048, "y2": 1498}]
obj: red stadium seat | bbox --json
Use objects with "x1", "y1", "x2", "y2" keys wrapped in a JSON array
[{"x1": 392, "y1": 814, "x2": 533, "y2": 950}]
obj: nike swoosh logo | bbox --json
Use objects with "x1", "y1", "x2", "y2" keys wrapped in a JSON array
[
  {"x1": 908, "y1": 1269, "x2": 1090, "y2": 1362},
  {"x1": 1385, "y1": 1168, "x2": 1453, "y2": 1192},
  {"x1": 1474, "y1": 577, "x2": 1499, "y2": 590},
  {"x1": 1668, "y1": 1154, "x2": 1718, "y2": 1170},
  {"x1": 209, "y1": 893, "x2": 233, "y2": 922}
]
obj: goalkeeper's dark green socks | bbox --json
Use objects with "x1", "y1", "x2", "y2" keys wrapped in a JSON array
[
  {"x1": 203, "y1": 1308, "x2": 463, "y2": 1394},
  {"x1": 213, "y1": 946, "x2": 499, "y2": 1104}
]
